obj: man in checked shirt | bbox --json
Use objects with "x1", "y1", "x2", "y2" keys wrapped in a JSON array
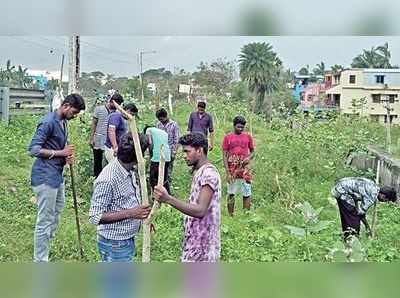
[
  {"x1": 331, "y1": 177, "x2": 397, "y2": 240},
  {"x1": 89, "y1": 133, "x2": 151, "y2": 262}
]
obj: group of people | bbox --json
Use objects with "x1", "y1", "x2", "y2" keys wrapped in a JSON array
[{"x1": 28, "y1": 92, "x2": 398, "y2": 263}]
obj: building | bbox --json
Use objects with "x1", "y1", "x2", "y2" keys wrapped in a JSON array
[
  {"x1": 292, "y1": 74, "x2": 324, "y2": 103},
  {"x1": 326, "y1": 68, "x2": 400, "y2": 124}
]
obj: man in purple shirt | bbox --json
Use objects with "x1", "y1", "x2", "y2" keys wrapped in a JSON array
[
  {"x1": 156, "y1": 108, "x2": 180, "y2": 185},
  {"x1": 187, "y1": 101, "x2": 214, "y2": 151}
]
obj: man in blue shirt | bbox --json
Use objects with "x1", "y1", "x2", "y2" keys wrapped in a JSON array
[{"x1": 28, "y1": 93, "x2": 85, "y2": 262}]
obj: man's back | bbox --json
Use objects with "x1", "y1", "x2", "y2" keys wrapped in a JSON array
[{"x1": 148, "y1": 127, "x2": 171, "y2": 162}]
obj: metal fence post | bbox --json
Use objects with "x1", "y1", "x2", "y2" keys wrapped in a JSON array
[{"x1": 0, "y1": 87, "x2": 10, "y2": 125}]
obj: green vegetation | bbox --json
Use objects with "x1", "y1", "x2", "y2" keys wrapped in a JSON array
[{"x1": 1, "y1": 98, "x2": 400, "y2": 262}]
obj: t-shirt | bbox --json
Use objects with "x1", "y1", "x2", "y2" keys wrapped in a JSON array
[
  {"x1": 147, "y1": 127, "x2": 171, "y2": 162},
  {"x1": 105, "y1": 111, "x2": 127, "y2": 149},
  {"x1": 182, "y1": 163, "x2": 221, "y2": 262},
  {"x1": 222, "y1": 132, "x2": 255, "y2": 181},
  {"x1": 93, "y1": 105, "x2": 111, "y2": 149}
]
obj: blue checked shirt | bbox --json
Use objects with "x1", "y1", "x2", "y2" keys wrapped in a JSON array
[
  {"x1": 89, "y1": 159, "x2": 142, "y2": 240},
  {"x1": 331, "y1": 177, "x2": 379, "y2": 215}
]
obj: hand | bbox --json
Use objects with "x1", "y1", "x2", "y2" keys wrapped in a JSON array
[
  {"x1": 89, "y1": 138, "x2": 95, "y2": 148},
  {"x1": 66, "y1": 155, "x2": 75, "y2": 165},
  {"x1": 242, "y1": 157, "x2": 251, "y2": 165},
  {"x1": 153, "y1": 185, "x2": 170, "y2": 203},
  {"x1": 226, "y1": 173, "x2": 233, "y2": 184},
  {"x1": 61, "y1": 145, "x2": 75, "y2": 157},
  {"x1": 128, "y1": 205, "x2": 151, "y2": 219},
  {"x1": 209, "y1": 144, "x2": 214, "y2": 151},
  {"x1": 366, "y1": 229, "x2": 373, "y2": 238},
  {"x1": 112, "y1": 146, "x2": 118, "y2": 156},
  {"x1": 171, "y1": 151, "x2": 176, "y2": 160}
]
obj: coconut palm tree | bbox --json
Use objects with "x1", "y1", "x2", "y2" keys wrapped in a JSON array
[
  {"x1": 313, "y1": 62, "x2": 325, "y2": 76},
  {"x1": 238, "y1": 42, "x2": 282, "y2": 121}
]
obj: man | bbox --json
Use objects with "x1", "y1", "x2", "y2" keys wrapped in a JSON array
[
  {"x1": 331, "y1": 177, "x2": 397, "y2": 239},
  {"x1": 222, "y1": 116, "x2": 255, "y2": 216},
  {"x1": 154, "y1": 133, "x2": 221, "y2": 262},
  {"x1": 144, "y1": 125, "x2": 172, "y2": 194},
  {"x1": 28, "y1": 93, "x2": 85, "y2": 262},
  {"x1": 156, "y1": 108, "x2": 180, "y2": 184},
  {"x1": 89, "y1": 98, "x2": 114, "y2": 177},
  {"x1": 89, "y1": 133, "x2": 151, "y2": 262},
  {"x1": 187, "y1": 101, "x2": 214, "y2": 151},
  {"x1": 104, "y1": 94, "x2": 138, "y2": 162}
]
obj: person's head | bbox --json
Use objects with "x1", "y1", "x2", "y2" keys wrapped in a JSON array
[
  {"x1": 109, "y1": 93, "x2": 124, "y2": 109},
  {"x1": 197, "y1": 101, "x2": 206, "y2": 115},
  {"x1": 124, "y1": 103, "x2": 138, "y2": 117},
  {"x1": 156, "y1": 108, "x2": 169, "y2": 124},
  {"x1": 378, "y1": 186, "x2": 397, "y2": 203},
  {"x1": 117, "y1": 133, "x2": 149, "y2": 167},
  {"x1": 178, "y1": 133, "x2": 208, "y2": 167},
  {"x1": 59, "y1": 93, "x2": 85, "y2": 120},
  {"x1": 143, "y1": 125, "x2": 155, "y2": 134},
  {"x1": 233, "y1": 115, "x2": 246, "y2": 134}
]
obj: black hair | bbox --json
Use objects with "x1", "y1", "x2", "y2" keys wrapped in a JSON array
[
  {"x1": 124, "y1": 102, "x2": 138, "y2": 114},
  {"x1": 179, "y1": 133, "x2": 208, "y2": 155},
  {"x1": 233, "y1": 115, "x2": 246, "y2": 126},
  {"x1": 111, "y1": 93, "x2": 124, "y2": 105},
  {"x1": 380, "y1": 186, "x2": 397, "y2": 202},
  {"x1": 156, "y1": 108, "x2": 168, "y2": 119},
  {"x1": 143, "y1": 124, "x2": 155, "y2": 134},
  {"x1": 117, "y1": 133, "x2": 149, "y2": 163},
  {"x1": 197, "y1": 101, "x2": 206, "y2": 109},
  {"x1": 62, "y1": 93, "x2": 85, "y2": 111}
]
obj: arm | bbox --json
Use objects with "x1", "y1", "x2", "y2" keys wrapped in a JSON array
[
  {"x1": 89, "y1": 117, "x2": 98, "y2": 147},
  {"x1": 28, "y1": 121, "x2": 74, "y2": 159},
  {"x1": 154, "y1": 184, "x2": 214, "y2": 218},
  {"x1": 108, "y1": 126, "x2": 118, "y2": 153},
  {"x1": 208, "y1": 115, "x2": 215, "y2": 149},
  {"x1": 89, "y1": 181, "x2": 151, "y2": 225},
  {"x1": 172, "y1": 123, "x2": 180, "y2": 154},
  {"x1": 209, "y1": 131, "x2": 215, "y2": 150},
  {"x1": 187, "y1": 113, "x2": 193, "y2": 132},
  {"x1": 361, "y1": 215, "x2": 372, "y2": 236}
]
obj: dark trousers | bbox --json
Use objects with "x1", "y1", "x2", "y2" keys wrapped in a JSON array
[
  {"x1": 93, "y1": 148, "x2": 104, "y2": 178},
  {"x1": 149, "y1": 161, "x2": 170, "y2": 194},
  {"x1": 336, "y1": 199, "x2": 361, "y2": 239}
]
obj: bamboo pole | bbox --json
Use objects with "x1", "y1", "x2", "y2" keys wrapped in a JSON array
[
  {"x1": 146, "y1": 144, "x2": 165, "y2": 224},
  {"x1": 69, "y1": 164, "x2": 84, "y2": 260},
  {"x1": 112, "y1": 100, "x2": 151, "y2": 262}
]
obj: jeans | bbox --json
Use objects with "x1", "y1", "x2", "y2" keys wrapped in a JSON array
[
  {"x1": 33, "y1": 183, "x2": 65, "y2": 262},
  {"x1": 97, "y1": 235, "x2": 135, "y2": 262}
]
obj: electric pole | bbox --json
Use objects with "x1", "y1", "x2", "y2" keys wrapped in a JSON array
[
  {"x1": 68, "y1": 36, "x2": 80, "y2": 94},
  {"x1": 138, "y1": 50, "x2": 156, "y2": 101}
]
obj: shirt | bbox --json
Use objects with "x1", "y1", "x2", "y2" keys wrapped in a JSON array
[
  {"x1": 331, "y1": 177, "x2": 379, "y2": 215},
  {"x1": 28, "y1": 111, "x2": 67, "y2": 188},
  {"x1": 147, "y1": 127, "x2": 171, "y2": 162},
  {"x1": 182, "y1": 163, "x2": 221, "y2": 262},
  {"x1": 222, "y1": 132, "x2": 255, "y2": 181},
  {"x1": 187, "y1": 112, "x2": 214, "y2": 136},
  {"x1": 89, "y1": 159, "x2": 142, "y2": 240},
  {"x1": 105, "y1": 111, "x2": 127, "y2": 149},
  {"x1": 156, "y1": 120, "x2": 180, "y2": 153},
  {"x1": 93, "y1": 105, "x2": 111, "y2": 149}
]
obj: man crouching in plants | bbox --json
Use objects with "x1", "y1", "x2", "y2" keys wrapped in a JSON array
[
  {"x1": 153, "y1": 133, "x2": 222, "y2": 262},
  {"x1": 222, "y1": 115, "x2": 255, "y2": 216},
  {"x1": 331, "y1": 177, "x2": 397, "y2": 240},
  {"x1": 89, "y1": 133, "x2": 151, "y2": 262}
]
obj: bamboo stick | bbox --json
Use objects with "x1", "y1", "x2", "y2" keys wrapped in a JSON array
[
  {"x1": 112, "y1": 100, "x2": 151, "y2": 262},
  {"x1": 371, "y1": 159, "x2": 381, "y2": 238}
]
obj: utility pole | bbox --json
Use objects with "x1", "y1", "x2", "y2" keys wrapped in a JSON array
[
  {"x1": 68, "y1": 36, "x2": 80, "y2": 94},
  {"x1": 381, "y1": 93, "x2": 398, "y2": 154},
  {"x1": 138, "y1": 50, "x2": 156, "y2": 101}
]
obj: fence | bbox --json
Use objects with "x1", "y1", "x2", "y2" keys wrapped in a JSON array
[{"x1": 0, "y1": 87, "x2": 52, "y2": 125}]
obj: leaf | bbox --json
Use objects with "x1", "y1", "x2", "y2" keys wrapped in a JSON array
[
  {"x1": 285, "y1": 225, "x2": 306, "y2": 238},
  {"x1": 308, "y1": 220, "x2": 332, "y2": 233}
]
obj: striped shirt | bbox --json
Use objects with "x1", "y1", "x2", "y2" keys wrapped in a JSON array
[
  {"x1": 89, "y1": 159, "x2": 141, "y2": 240},
  {"x1": 156, "y1": 120, "x2": 180, "y2": 152},
  {"x1": 331, "y1": 177, "x2": 379, "y2": 215},
  {"x1": 93, "y1": 105, "x2": 111, "y2": 149}
]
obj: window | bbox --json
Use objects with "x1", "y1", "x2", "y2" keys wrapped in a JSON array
[
  {"x1": 333, "y1": 94, "x2": 340, "y2": 106},
  {"x1": 349, "y1": 75, "x2": 356, "y2": 84},
  {"x1": 384, "y1": 115, "x2": 398, "y2": 124},
  {"x1": 376, "y1": 75, "x2": 385, "y2": 84},
  {"x1": 372, "y1": 94, "x2": 381, "y2": 103},
  {"x1": 389, "y1": 94, "x2": 398, "y2": 103}
]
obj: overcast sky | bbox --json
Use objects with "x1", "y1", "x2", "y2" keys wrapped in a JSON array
[{"x1": 1, "y1": 36, "x2": 400, "y2": 78}]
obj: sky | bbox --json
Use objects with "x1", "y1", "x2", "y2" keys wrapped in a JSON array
[{"x1": 1, "y1": 36, "x2": 400, "y2": 78}]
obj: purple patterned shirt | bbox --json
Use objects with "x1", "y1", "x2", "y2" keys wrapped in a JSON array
[
  {"x1": 182, "y1": 163, "x2": 221, "y2": 262},
  {"x1": 156, "y1": 120, "x2": 180, "y2": 153}
]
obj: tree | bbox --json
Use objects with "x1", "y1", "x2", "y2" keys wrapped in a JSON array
[
  {"x1": 331, "y1": 64, "x2": 344, "y2": 73},
  {"x1": 351, "y1": 43, "x2": 395, "y2": 68},
  {"x1": 298, "y1": 65, "x2": 310, "y2": 75},
  {"x1": 313, "y1": 62, "x2": 325, "y2": 76},
  {"x1": 239, "y1": 42, "x2": 282, "y2": 121}
]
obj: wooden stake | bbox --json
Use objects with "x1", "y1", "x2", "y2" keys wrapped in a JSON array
[
  {"x1": 69, "y1": 164, "x2": 84, "y2": 260},
  {"x1": 371, "y1": 159, "x2": 381, "y2": 238},
  {"x1": 112, "y1": 100, "x2": 151, "y2": 262}
]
